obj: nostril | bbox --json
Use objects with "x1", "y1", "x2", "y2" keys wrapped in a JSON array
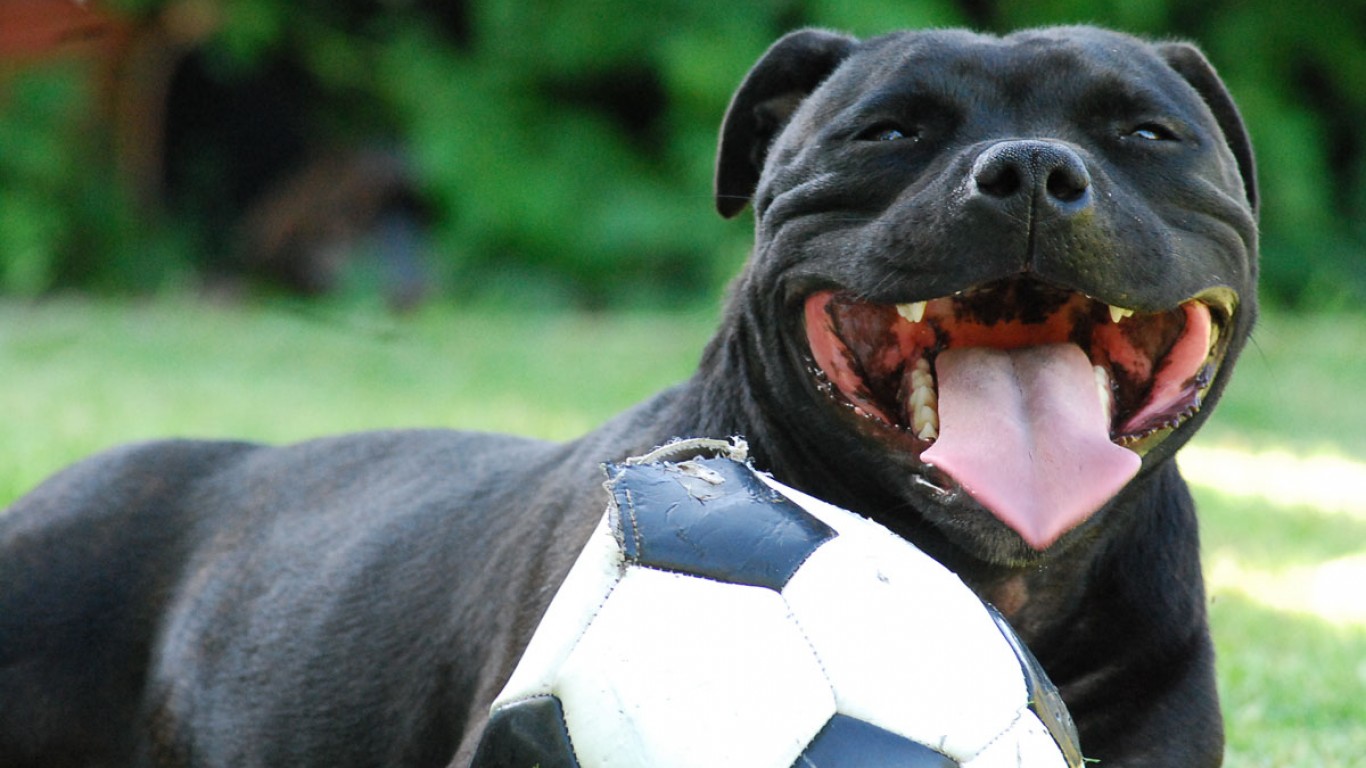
[
  {"x1": 1045, "y1": 166, "x2": 1089, "y2": 204},
  {"x1": 976, "y1": 165, "x2": 1022, "y2": 199},
  {"x1": 972, "y1": 140, "x2": 1093, "y2": 211}
]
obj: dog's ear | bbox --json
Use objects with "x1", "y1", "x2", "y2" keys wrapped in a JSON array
[
  {"x1": 715, "y1": 29, "x2": 858, "y2": 218},
  {"x1": 1158, "y1": 42, "x2": 1258, "y2": 215}
]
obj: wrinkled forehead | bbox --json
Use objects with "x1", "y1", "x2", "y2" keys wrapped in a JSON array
[{"x1": 803, "y1": 27, "x2": 1197, "y2": 126}]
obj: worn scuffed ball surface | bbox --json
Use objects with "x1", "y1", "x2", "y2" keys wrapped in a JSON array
[{"x1": 471, "y1": 447, "x2": 1083, "y2": 768}]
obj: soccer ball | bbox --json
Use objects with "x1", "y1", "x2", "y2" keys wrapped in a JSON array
[{"x1": 471, "y1": 441, "x2": 1083, "y2": 768}]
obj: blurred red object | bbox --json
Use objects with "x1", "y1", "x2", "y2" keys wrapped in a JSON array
[{"x1": 0, "y1": 0, "x2": 127, "y2": 60}]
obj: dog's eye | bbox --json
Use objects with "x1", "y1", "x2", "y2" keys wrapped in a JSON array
[
  {"x1": 857, "y1": 123, "x2": 916, "y2": 142},
  {"x1": 1127, "y1": 122, "x2": 1178, "y2": 142}
]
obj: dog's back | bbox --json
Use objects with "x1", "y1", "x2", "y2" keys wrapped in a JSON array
[
  {"x1": 1, "y1": 440, "x2": 256, "y2": 764},
  {"x1": 0, "y1": 430, "x2": 600, "y2": 766}
]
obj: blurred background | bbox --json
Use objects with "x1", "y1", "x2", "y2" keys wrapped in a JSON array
[{"x1": 1, "y1": 0, "x2": 1364, "y2": 310}]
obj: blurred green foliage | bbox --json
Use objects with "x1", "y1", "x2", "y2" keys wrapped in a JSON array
[
  {"x1": 2, "y1": 0, "x2": 1363, "y2": 307},
  {"x1": 0, "y1": 64, "x2": 186, "y2": 295}
]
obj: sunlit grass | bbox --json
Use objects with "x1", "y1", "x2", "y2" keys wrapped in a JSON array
[
  {"x1": 0, "y1": 297, "x2": 715, "y2": 500},
  {"x1": 2, "y1": 297, "x2": 1363, "y2": 763},
  {"x1": 1181, "y1": 445, "x2": 1366, "y2": 626},
  {"x1": 1186, "y1": 447, "x2": 1366, "y2": 764},
  {"x1": 1182, "y1": 445, "x2": 1366, "y2": 521}
]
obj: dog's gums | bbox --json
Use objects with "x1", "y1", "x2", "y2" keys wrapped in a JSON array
[{"x1": 804, "y1": 277, "x2": 1232, "y2": 460}]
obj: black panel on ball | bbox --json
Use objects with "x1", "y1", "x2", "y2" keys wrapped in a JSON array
[
  {"x1": 468, "y1": 695, "x2": 581, "y2": 768},
  {"x1": 984, "y1": 604, "x2": 1085, "y2": 767},
  {"x1": 794, "y1": 714, "x2": 960, "y2": 767},
  {"x1": 605, "y1": 458, "x2": 836, "y2": 591}
]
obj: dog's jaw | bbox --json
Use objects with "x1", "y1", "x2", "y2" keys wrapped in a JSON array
[{"x1": 800, "y1": 277, "x2": 1237, "y2": 552}]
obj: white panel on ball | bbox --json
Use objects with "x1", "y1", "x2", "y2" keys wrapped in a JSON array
[
  {"x1": 962, "y1": 710, "x2": 1070, "y2": 767},
  {"x1": 781, "y1": 530, "x2": 1027, "y2": 758},
  {"x1": 496, "y1": 515, "x2": 624, "y2": 703},
  {"x1": 554, "y1": 565, "x2": 835, "y2": 768}
]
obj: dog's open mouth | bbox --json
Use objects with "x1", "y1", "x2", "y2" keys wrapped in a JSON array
[{"x1": 805, "y1": 277, "x2": 1233, "y2": 549}]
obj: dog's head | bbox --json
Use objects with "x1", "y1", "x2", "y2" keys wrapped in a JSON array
[{"x1": 709, "y1": 27, "x2": 1257, "y2": 565}]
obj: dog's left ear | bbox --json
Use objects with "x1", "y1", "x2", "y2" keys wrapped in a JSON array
[
  {"x1": 1158, "y1": 42, "x2": 1258, "y2": 215},
  {"x1": 715, "y1": 29, "x2": 858, "y2": 218}
]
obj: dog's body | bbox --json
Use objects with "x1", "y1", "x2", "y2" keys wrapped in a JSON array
[{"x1": 0, "y1": 26, "x2": 1256, "y2": 767}]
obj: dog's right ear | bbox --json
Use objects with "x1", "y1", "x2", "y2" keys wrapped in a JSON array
[
  {"x1": 1157, "y1": 41, "x2": 1258, "y2": 216},
  {"x1": 715, "y1": 29, "x2": 858, "y2": 218}
]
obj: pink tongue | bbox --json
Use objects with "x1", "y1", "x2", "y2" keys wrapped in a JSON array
[{"x1": 920, "y1": 344, "x2": 1141, "y2": 550}]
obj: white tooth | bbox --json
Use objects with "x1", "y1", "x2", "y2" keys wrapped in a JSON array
[
  {"x1": 896, "y1": 301, "x2": 927, "y2": 323},
  {"x1": 1094, "y1": 365, "x2": 1112, "y2": 424},
  {"x1": 911, "y1": 357, "x2": 933, "y2": 387},
  {"x1": 1108, "y1": 304, "x2": 1135, "y2": 324},
  {"x1": 910, "y1": 384, "x2": 937, "y2": 412},
  {"x1": 913, "y1": 404, "x2": 938, "y2": 435},
  {"x1": 907, "y1": 356, "x2": 939, "y2": 440}
]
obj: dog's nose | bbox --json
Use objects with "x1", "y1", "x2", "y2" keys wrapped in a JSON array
[{"x1": 971, "y1": 140, "x2": 1092, "y2": 213}]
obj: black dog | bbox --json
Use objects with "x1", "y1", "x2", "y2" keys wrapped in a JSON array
[{"x1": 0, "y1": 26, "x2": 1256, "y2": 767}]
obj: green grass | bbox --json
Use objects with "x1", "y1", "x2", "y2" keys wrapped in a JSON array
[
  {"x1": 2, "y1": 297, "x2": 1363, "y2": 764},
  {"x1": 0, "y1": 298, "x2": 715, "y2": 500}
]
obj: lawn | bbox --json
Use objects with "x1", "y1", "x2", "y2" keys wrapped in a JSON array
[{"x1": 2, "y1": 297, "x2": 1362, "y2": 764}]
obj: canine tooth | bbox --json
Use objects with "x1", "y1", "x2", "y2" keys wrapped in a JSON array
[
  {"x1": 917, "y1": 422, "x2": 939, "y2": 441},
  {"x1": 896, "y1": 301, "x2": 927, "y2": 323},
  {"x1": 1108, "y1": 305, "x2": 1135, "y2": 324}
]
